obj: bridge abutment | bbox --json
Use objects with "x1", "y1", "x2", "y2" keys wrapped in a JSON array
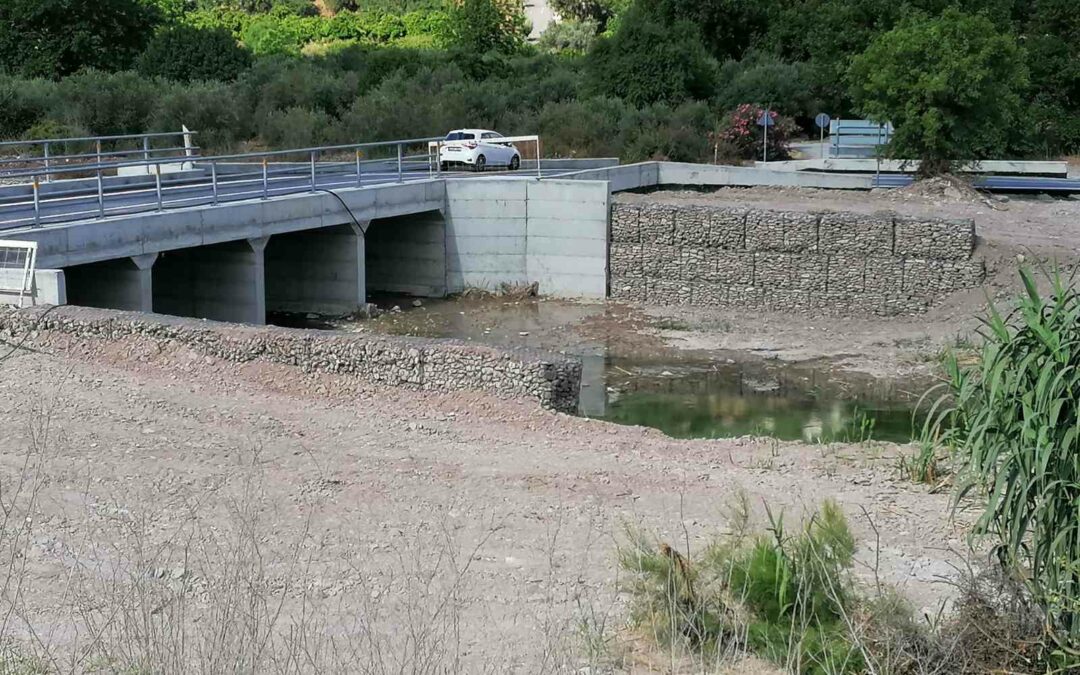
[
  {"x1": 152, "y1": 238, "x2": 268, "y2": 325},
  {"x1": 265, "y1": 223, "x2": 367, "y2": 315},
  {"x1": 64, "y1": 254, "x2": 157, "y2": 312}
]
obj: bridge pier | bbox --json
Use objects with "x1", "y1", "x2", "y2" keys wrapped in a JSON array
[
  {"x1": 153, "y1": 238, "x2": 268, "y2": 325},
  {"x1": 64, "y1": 254, "x2": 157, "y2": 312},
  {"x1": 265, "y1": 223, "x2": 367, "y2": 315}
]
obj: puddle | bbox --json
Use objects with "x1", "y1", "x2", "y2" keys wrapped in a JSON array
[
  {"x1": 275, "y1": 295, "x2": 930, "y2": 444},
  {"x1": 597, "y1": 359, "x2": 926, "y2": 443}
]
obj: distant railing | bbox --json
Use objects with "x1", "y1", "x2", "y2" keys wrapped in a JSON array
[
  {"x1": 0, "y1": 129, "x2": 198, "y2": 183},
  {"x1": 0, "y1": 134, "x2": 542, "y2": 229}
]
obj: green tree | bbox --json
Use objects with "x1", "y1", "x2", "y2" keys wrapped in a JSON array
[
  {"x1": 549, "y1": 0, "x2": 627, "y2": 29},
  {"x1": 137, "y1": 25, "x2": 252, "y2": 82},
  {"x1": 1023, "y1": 0, "x2": 1080, "y2": 153},
  {"x1": 443, "y1": 0, "x2": 528, "y2": 55},
  {"x1": 0, "y1": 0, "x2": 160, "y2": 78},
  {"x1": 848, "y1": 8, "x2": 1027, "y2": 174},
  {"x1": 649, "y1": 0, "x2": 771, "y2": 61},
  {"x1": 585, "y1": 5, "x2": 717, "y2": 107}
]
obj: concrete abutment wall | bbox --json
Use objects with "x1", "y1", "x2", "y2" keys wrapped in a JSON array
[
  {"x1": 152, "y1": 238, "x2": 268, "y2": 325},
  {"x1": 266, "y1": 223, "x2": 366, "y2": 315},
  {"x1": 365, "y1": 211, "x2": 447, "y2": 297}
]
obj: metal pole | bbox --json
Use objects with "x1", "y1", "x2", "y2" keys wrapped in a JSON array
[
  {"x1": 154, "y1": 163, "x2": 163, "y2": 211},
  {"x1": 763, "y1": 109, "x2": 769, "y2": 163},
  {"x1": 95, "y1": 140, "x2": 102, "y2": 172},
  {"x1": 262, "y1": 158, "x2": 269, "y2": 199},
  {"x1": 536, "y1": 138, "x2": 542, "y2": 179},
  {"x1": 396, "y1": 143, "x2": 403, "y2": 183},
  {"x1": 43, "y1": 142, "x2": 51, "y2": 183},
  {"x1": 820, "y1": 125, "x2": 825, "y2": 159},
  {"x1": 96, "y1": 168, "x2": 104, "y2": 218},
  {"x1": 143, "y1": 136, "x2": 150, "y2": 163},
  {"x1": 356, "y1": 150, "x2": 362, "y2": 187},
  {"x1": 32, "y1": 175, "x2": 40, "y2": 227},
  {"x1": 435, "y1": 142, "x2": 442, "y2": 177},
  {"x1": 211, "y1": 162, "x2": 219, "y2": 205},
  {"x1": 310, "y1": 150, "x2": 317, "y2": 192}
]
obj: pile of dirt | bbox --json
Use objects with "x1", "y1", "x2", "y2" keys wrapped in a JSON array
[{"x1": 891, "y1": 175, "x2": 994, "y2": 205}]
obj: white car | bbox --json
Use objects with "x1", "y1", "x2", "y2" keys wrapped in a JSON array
[{"x1": 439, "y1": 129, "x2": 521, "y2": 172}]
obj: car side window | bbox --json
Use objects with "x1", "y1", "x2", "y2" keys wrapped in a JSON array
[{"x1": 481, "y1": 132, "x2": 497, "y2": 140}]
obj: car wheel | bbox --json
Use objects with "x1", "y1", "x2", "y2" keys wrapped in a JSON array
[
  {"x1": 509, "y1": 155, "x2": 520, "y2": 171},
  {"x1": 440, "y1": 161, "x2": 449, "y2": 172},
  {"x1": 475, "y1": 155, "x2": 486, "y2": 172}
]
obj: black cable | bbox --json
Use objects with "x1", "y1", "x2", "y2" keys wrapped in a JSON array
[{"x1": 314, "y1": 187, "x2": 368, "y2": 233}]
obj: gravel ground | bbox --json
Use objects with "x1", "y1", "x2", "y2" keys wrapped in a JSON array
[{"x1": 0, "y1": 328, "x2": 972, "y2": 672}]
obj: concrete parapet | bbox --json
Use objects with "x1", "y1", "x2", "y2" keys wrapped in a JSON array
[{"x1": 0, "y1": 305, "x2": 582, "y2": 412}]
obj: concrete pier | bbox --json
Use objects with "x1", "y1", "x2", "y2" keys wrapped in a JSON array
[
  {"x1": 153, "y1": 238, "x2": 267, "y2": 324},
  {"x1": 266, "y1": 223, "x2": 367, "y2": 315}
]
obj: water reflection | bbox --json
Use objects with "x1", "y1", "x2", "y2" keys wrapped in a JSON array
[{"x1": 593, "y1": 363, "x2": 923, "y2": 443}]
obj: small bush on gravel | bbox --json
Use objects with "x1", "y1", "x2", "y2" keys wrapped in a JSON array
[{"x1": 619, "y1": 499, "x2": 870, "y2": 673}]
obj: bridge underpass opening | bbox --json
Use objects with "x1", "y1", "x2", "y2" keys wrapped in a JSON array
[
  {"x1": 265, "y1": 223, "x2": 365, "y2": 316},
  {"x1": 365, "y1": 211, "x2": 446, "y2": 298},
  {"x1": 152, "y1": 238, "x2": 268, "y2": 325},
  {"x1": 64, "y1": 254, "x2": 157, "y2": 312}
]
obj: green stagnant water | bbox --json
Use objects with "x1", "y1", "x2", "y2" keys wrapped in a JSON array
[{"x1": 594, "y1": 361, "x2": 924, "y2": 444}]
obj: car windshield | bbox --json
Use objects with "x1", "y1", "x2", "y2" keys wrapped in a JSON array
[{"x1": 445, "y1": 131, "x2": 475, "y2": 141}]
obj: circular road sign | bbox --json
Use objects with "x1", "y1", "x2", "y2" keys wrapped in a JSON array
[{"x1": 815, "y1": 113, "x2": 832, "y2": 129}]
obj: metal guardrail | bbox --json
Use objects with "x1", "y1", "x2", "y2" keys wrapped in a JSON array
[
  {"x1": 0, "y1": 129, "x2": 198, "y2": 184},
  {"x1": 0, "y1": 134, "x2": 542, "y2": 229}
]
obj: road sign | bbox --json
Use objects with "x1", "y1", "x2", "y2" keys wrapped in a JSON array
[
  {"x1": 757, "y1": 113, "x2": 775, "y2": 127},
  {"x1": 815, "y1": 113, "x2": 831, "y2": 129}
]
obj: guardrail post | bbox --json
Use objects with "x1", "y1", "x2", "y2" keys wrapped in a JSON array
[
  {"x1": 262, "y1": 158, "x2": 269, "y2": 199},
  {"x1": 95, "y1": 140, "x2": 102, "y2": 172},
  {"x1": 397, "y1": 143, "x2": 403, "y2": 183},
  {"x1": 435, "y1": 142, "x2": 442, "y2": 177},
  {"x1": 356, "y1": 149, "x2": 362, "y2": 187},
  {"x1": 211, "y1": 162, "x2": 219, "y2": 205},
  {"x1": 143, "y1": 136, "x2": 150, "y2": 163},
  {"x1": 154, "y1": 163, "x2": 163, "y2": 211},
  {"x1": 32, "y1": 175, "x2": 40, "y2": 227},
  {"x1": 536, "y1": 138, "x2": 542, "y2": 180},
  {"x1": 96, "y1": 168, "x2": 105, "y2": 218},
  {"x1": 310, "y1": 150, "x2": 317, "y2": 192},
  {"x1": 43, "y1": 142, "x2": 51, "y2": 183}
]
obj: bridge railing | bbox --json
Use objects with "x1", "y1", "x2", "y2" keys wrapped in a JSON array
[{"x1": 0, "y1": 134, "x2": 540, "y2": 229}]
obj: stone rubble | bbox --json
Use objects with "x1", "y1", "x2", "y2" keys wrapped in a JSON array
[{"x1": 0, "y1": 306, "x2": 582, "y2": 413}]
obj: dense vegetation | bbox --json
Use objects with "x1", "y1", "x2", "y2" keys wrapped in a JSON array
[{"x1": 0, "y1": 0, "x2": 1076, "y2": 164}]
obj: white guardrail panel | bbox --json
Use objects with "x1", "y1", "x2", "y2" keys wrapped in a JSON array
[{"x1": 0, "y1": 239, "x2": 37, "y2": 307}]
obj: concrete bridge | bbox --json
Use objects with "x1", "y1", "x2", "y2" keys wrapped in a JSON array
[{"x1": 0, "y1": 133, "x2": 619, "y2": 323}]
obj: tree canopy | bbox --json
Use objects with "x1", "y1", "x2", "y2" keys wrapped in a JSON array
[
  {"x1": 848, "y1": 8, "x2": 1027, "y2": 172},
  {"x1": 0, "y1": 0, "x2": 159, "y2": 78}
]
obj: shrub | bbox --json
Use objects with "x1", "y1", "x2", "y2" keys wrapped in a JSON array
[
  {"x1": 0, "y1": 0, "x2": 161, "y2": 78},
  {"x1": 0, "y1": 77, "x2": 57, "y2": 139},
  {"x1": 848, "y1": 8, "x2": 1028, "y2": 175},
  {"x1": 619, "y1": 499, "x2": 866, "y2": 672},
  {"x1": 932, "y1": 267, "x2": 1080, "y2": 658},
  {"x1": 137, "y1": 25, "x2": 253, "y2": 82},
  {"x1": 714, "y1": 104, "x2": 796, "y2": 162},
  {"x1": 585, "y1": 5, "x2": 717, "y2": 107},
  {"x1": 257, "y1": 106, "x2": 338, "y2": 148},
  {"x1": 537, "y1": 97, "x2": 628, "y2": 158},
  {"x1": 717, "y1": 52, "x2": 822, "y2": 123},
  {"x1": 620, "y1": 101, "x2": 713, "y2": 162},
  {"x1": 241, "y1": 14, "x2": 319, "y2": 55},
  {"x1": 52, "y1": 71, "x2": 162, "y2": 136},
  {"x1": 538, "y1": 19, "x2": 599, "y2": 54},
  {"x1": 151, "y1": 82, "x2": 250, "y2": 151},
  {"x1": 443, "y1": 0, "x2": 529, "y2": 55}
]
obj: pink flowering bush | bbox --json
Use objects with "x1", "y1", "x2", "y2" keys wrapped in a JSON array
[{"x1": 712, "y1": 104, "x2": 796, "y2": 162}]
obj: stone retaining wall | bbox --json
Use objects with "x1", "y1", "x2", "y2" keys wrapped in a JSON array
[
  {"x1": 609, "y1": 203, "x2": 984, "y2": 315},
  {"x1": 0, "y1": 306, "x2": 582, "y2": 413}
]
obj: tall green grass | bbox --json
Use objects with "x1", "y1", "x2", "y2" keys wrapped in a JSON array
[{"x1": 929, "y1": 266, "x2": 1080, "y2": 657}]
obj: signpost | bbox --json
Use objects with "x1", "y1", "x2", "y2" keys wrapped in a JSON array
[
  {"x1": 814, "y1": 113, "x2": 831, "y2": 159},
  {"x1": 757, "y1": 109, "x2": 775, "y2": 162}
]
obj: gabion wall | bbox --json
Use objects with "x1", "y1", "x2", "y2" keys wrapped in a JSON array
[
  {"x1": 0, "y1": 306, "x2": 582, "y2": 413},
  {"x1": 609, "y1": 203, "x2": 984, "y2": 316}
]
